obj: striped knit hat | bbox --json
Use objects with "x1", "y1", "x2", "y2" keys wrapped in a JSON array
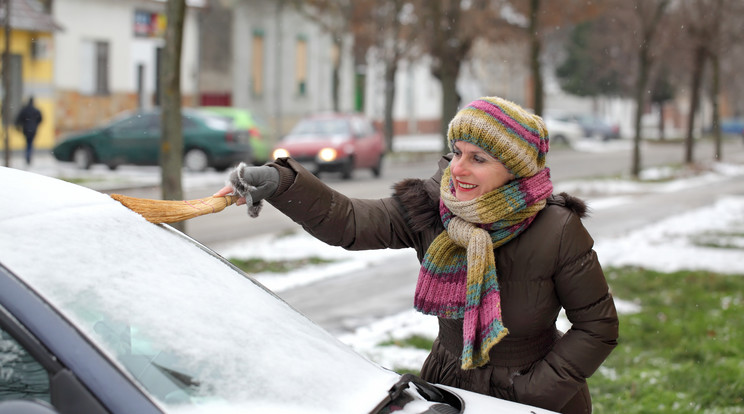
[{"x1": 447, "y1": 97, "x2": 550, "y2": 178}]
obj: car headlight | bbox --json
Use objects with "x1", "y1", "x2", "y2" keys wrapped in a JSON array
[
  {"x1": 318, "y1": 148, "x2": 338, "y2": 162},
  {"x1": 273, "y1": 148, "x2": 290, "y2": 159}
]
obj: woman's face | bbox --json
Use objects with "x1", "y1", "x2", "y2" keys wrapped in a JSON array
[{"x1": 450, "y1": 141, "x2": 515, "y2": 201}]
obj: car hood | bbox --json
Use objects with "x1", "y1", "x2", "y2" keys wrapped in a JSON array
[{"x1": 0, "y1": 167, "x2": 399, "y2": 413}]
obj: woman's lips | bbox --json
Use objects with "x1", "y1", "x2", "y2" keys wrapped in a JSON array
[{"x1": 456, "y1": 180, "x2": 477, "y2": 190}]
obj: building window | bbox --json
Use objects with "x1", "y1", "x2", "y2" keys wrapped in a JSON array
[
  {"x1": 251, "y1": 31, "x2": 264, "y2": 97},
  {"x1": 295, "y1": 36, "x2": 307, "y2": 96},
  {"x1": 81, "y1": 40, "x2": 110, "y2": 95}
]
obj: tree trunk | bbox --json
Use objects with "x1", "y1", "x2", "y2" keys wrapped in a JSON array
[
  {"x1": 710, "y1": 53, "x2": 721, "y2": 161},
  {"x1": 658, "y1": 103, "x2": 665, "y2": 141},
  {"x1": 161, "y1": 0, "x2": 186, "y2": 232},
  {"x1": 332, "y1": 38, "x2": 342, "y2": 112},
  {"x1": 439, "y1": 67, "x2": 459, "y2": 155},
  {"x1": 684, "y1": 45, "x2": 706, "y2": 165},
  {"x1": 529, "y1": 0, "x2": 543, "y2": 116},
  {"x1": 632, "y1": 36, "x2": 650, "y2": 178},
  {"x1": 2, "y1": 0, "x2": 11, "y2": 167},
  {"x1": 383, "y1": 60, "x2": 397, "y2": 153}
]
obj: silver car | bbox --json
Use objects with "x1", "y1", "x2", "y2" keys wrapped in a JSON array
[{"x1": 0, "y1": 166, "x2": 555, "y2": 414}]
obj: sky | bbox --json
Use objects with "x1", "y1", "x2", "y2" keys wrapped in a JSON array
[{"x1": 213, "y1": 160, "x2": 744, "y2": 373}]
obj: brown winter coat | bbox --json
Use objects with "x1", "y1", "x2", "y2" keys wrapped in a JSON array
[{"x1": 267, "y1": 156, "x2": 619, "y2": 414}]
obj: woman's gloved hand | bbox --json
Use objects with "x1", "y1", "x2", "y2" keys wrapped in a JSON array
[{"x1": 214, "y1": 162, "x2": 279, "y2": 217}]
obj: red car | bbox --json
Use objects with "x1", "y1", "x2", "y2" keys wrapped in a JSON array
[{"x1": 272, "y1": 113, "x2": 386, "y2": 179}]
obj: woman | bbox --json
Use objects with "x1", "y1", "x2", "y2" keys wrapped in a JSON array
[{"x1": 215, "y1": 96, "x2": 618, "y2": 413}]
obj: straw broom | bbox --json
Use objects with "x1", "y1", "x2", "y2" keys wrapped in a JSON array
[{"x1": 110, "y1": 194, "x2": 239, "y2": 224}]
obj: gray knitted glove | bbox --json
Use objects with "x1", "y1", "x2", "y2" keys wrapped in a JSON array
[{"x1": 227, "y1": 162, "x2": 280, "y2": 217}]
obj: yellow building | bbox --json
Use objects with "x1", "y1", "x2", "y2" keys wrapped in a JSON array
[{"x1": 1, "y1": 0, "x2": 59, "y2": 152}]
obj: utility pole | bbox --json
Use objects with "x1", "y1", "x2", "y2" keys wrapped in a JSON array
[{"x1": 2, "y1": 0, "x2": 11, "y2": 167}]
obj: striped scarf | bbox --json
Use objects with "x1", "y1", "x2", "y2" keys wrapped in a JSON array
[{"x1": 414, "y1": 166, "x2": 553, "y2": 369}]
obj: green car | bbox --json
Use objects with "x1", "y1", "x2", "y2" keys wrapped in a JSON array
[
  {"x1": 52, "y1": 108, "x2": 254, "y2": 172},
  {"x1": 199, "y1": 106, "x2": 274, "y2": 165}
]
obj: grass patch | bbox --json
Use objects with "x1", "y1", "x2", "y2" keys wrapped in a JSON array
[
  {"x1": 379, "y1": 334, "x2": 434, "y2": 351},
  {"x1": 592, "y1": 267, "x2": 744, "y2": 413},
  {"x1": 228, "y1": 257, "x2": 336, "y2": 274},
  {"x1": 59, "y1": 176, "x2": 103, "y2": 185}
]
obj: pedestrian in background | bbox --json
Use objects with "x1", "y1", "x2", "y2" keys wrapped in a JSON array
[
  {"x1": 215, "y1": 96, "x2": 619, "y2": 413},
  {"x1": 14, "y1": 97, "x2": 43, "y2": 166}
]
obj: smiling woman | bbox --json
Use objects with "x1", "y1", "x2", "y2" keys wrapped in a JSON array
[{"x1": 214, "y1": 96, "x2": 618, "y2": 414}]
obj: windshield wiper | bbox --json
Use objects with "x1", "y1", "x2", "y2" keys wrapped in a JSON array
[
  {"x1": 369, "y1": 373, "x2": 456, "y2": 414},
  {"x1": 151, "y1": 362, "x2": 201, "y2": 388}
]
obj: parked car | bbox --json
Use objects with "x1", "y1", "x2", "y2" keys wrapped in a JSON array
[
  {"x1": 272, "y1": 113, "x2": 386, "y2": 179},
  {"x1": 199, "y1": 106, "x2": 274, "y2": 165},
  {"x1": 52, "y1": 108, "x2": 253, "y2": 172},
  {"x1": 543, "y1": 116, "x2": 584, "y2": 146},
  {"x1": 557, "y1": 114, "x2": 621, "y2": 141},
  {"x1": 0, "y1": 167, "x2": 556, "y2": 414},
  {"x1": 705, "y1": 118, "x2": 744, "y2": 136}
]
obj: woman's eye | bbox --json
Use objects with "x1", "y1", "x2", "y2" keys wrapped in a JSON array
[{"x1": 473, "y1": 155, "x2": 485, "y2": 163}]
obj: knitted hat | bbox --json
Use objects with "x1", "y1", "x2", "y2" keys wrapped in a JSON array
[{"x1": 447, "y1": 96, "x2": 550, "y2": 178}]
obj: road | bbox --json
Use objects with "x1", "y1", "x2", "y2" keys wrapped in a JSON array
[{"x1": 109, "y1": 139, "x2": 744, "y2": 335}]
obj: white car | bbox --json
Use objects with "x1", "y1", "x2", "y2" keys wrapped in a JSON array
[
  {"x1": 0, "y1": 166, "x2": 556, "y2": 414},
  {"x1": 544, "y1": 116, "x2": 585, "y2": 147}
]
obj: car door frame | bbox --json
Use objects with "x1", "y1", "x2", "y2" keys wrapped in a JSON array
[{"x1": 0, "y1": 264, "x2": 161, "y2": 414}]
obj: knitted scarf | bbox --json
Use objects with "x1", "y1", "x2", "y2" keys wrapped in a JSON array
[{"x1": 414, "y1": 165, "x2": 553, "y2": 369}]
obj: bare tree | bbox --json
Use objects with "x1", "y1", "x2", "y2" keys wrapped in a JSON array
[
  {"x1": 368, "y1": 0, "x2": 416, "y2": 152},
  {"x1": 629, "y1": 0, "x2": 671, "y2": 177},
  {"x1": 703, "y1": 0, "x2": 744, "y2": 161},
  {"x1": 161, "y1": 0, "x2": 186, "y2": 232},
  {"x1": 291, "y1": 0, "x2": 418, "y2": 153},
  {"x1": 506, "y1": 0, "x2": 605, "y2": 116},
  {"x1": 677, "y1": 0, "x2": 728, "y2": 165},
  {"x1": 411, "y1": 0, "x2": 503, "y2": 152},
  {"x1": 2, "y1": 0, "x2": 11, "y2": 167}
]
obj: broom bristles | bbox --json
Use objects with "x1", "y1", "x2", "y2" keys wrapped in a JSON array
[{"x1": 110, "y1": 194, "x2": 239, "y2": 224}]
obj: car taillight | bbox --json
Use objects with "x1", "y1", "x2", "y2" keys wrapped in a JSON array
[{"x1": 225, "y1": 131, "x2": 235, "y2": 143}]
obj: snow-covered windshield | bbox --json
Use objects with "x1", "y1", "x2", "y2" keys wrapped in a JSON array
[{"x1": 0, "y1": 167, "x2": 397, "y2": 414}]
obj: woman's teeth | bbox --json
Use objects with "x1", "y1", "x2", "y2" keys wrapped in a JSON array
[{"x1": 459, "y1": 182, "x2": 476, "y2": 189}]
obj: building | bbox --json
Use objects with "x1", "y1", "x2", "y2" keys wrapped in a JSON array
[
  {"x1": 197, "y1": 0, "x2": 357, "y2": 138},
  {"x1": 0, "y1": 0, "x2": 59, "y2": 152},
  {"x1": 52, "y1": 0, "x2": 203, "y2": 137}
]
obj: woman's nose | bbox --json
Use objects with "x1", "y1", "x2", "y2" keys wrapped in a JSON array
[{"x1": 451, "y1": 158, "x2": 467, "y2": 176}]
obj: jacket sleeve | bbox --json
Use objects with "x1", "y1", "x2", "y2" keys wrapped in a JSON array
[
  {"x1": 512, "y1": 212, "x2": 619, "y2": 411},
  {"x1": 265, "y1": 157, "x2": 419, "y2": 251}
]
